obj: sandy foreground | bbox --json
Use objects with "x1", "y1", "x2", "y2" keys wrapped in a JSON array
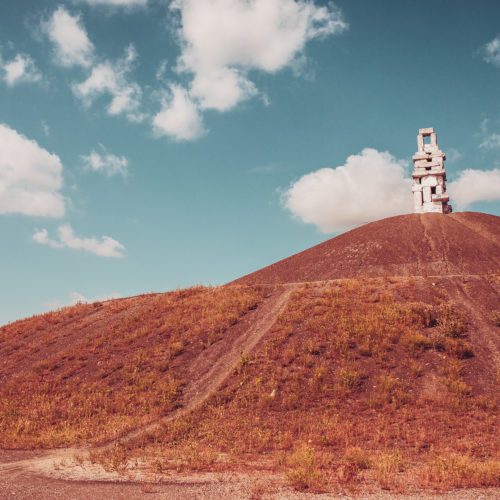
[{"x1": 0, "y1": 450, "x2": 499, "y2": 500}]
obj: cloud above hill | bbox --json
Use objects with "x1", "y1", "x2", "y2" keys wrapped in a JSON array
[
  {"x1": 283, "y1": 149, "x2": 500, "y2": 233},
  {"x1": 448, "y1": 169, "x2": 500, "y2": 209},
  {"x1": 283, "y1": 149, "x2": 412, "y2": 233},
  {"x1": 33, "y1": 224, "x2": 125, "y2": 258},
  {"x1": 0, "y1": 123, "x2": 65, "y2": 217},
  {"x1": 154, "y1": 0, "x2": 347, "y2": 140}
]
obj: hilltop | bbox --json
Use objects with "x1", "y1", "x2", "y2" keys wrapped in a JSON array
[
  {"x1": 0, "y1": 212, "x2": 499, "y2": 496},
  {"x1": 235, "y1": 212, "x2": 500, "y2": 284}
]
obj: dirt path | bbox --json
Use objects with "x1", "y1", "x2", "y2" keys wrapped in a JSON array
[
  {"x1": 419, "y1": 215, "x2": 447, "y2": 274},
  {"x1": 1, "y1": 276, "x2": 498, "y2": 496},
  {"x1": 104, "y1": 284, "x2": 298, "y2": 448},
  {"x1": 0, "y1": 285, "x2": 299, "y2": 485}
]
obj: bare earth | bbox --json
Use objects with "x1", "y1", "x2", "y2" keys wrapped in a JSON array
[
  {"x1": 0, "y1": 448, "x2": 499, "y2": 500},
  {"x1": 1, "y1": 212, "x2": 499, "y2": 498},
  {"x1": 233, "y1": 213, "x2": 500, "y2": 284}
]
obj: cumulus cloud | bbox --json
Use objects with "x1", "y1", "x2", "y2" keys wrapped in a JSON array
[
  {"x1": 33, "y1": 224, "x2": 125, "y2": 258},
  {"x1": 43, "y1": 7, "x2": 144, "y2": 121},
  {"x1": 283, "y1": 148, "x2": 412, "y2": 233},
  {"x1": 190, "y1": 67, "x2": 258, "y2": 112},
  {"x1": 153, "y1": 84, "x2": 205, "y2": 141},
  {"x1": 0, "y1": 123, "x2": 65, "y2": 217},
  {"x1": 2, "y1": 53, "x2": 41, "y2": 86},
  {"x1": 448, "y1": 168, "x2": 500, "y2": 209},
  {"x1": 154, "y1": 0, "x2": 347, "y2": 140},
  {"x1": 73, "y1": 45, "x2": 143, "y2": 122},
  {"x1": 481, "y1": 36, "x2": 500, "y2": 67},
  {"x1": 81, "y1": 146, "x2": 128, "y2": 176},
  {"x1": 44, "y1": 6, "x2": 94, "y2": 68}
]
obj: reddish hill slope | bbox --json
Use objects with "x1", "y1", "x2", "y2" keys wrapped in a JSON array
[
  {"x1": 234, "y1": 212, "x2": 500, "y2": 284},
  {"x1": 0, "y1": 211, "x2": 499, "y2": 493}
]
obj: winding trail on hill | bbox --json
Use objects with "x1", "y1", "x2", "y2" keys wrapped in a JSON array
[
  {"x1": 102, "y1": 283, "x2": 298, "y2": 449},
  {"x1": 1, "y1": 212, "x2": 499, "y2": 494},
  {"x1": 0, "y1": 285, "x2": 299, "y2": 483}
]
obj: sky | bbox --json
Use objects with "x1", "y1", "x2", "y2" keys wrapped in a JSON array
[{"x1": 1, "y1": 0, "x2": 500, "y2": 325}]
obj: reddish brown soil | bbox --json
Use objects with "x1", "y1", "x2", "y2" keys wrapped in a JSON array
[
  {"x1": 0, "y1": 211, "x2": 499, "y2": 496},
  {"x1": 233, "y1": 212, "x2": 500, "y2": 285}
]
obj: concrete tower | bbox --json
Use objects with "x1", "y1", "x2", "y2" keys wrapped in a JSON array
[{"x1": 411, "y1": 127, "x2": 452, "y2": 214}]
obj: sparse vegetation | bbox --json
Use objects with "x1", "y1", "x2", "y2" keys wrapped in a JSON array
[
  {"x1": 286, "y1": 444, "x2": 325, "y2": 491},
  {"x1": 114, "y1": 279, "x2": 497, "y2": 492},
  {"x1": 0, "y1": 285, "x2": 268, "y2": 447},
  {"x1": 1, "y1": 277, "x2": 498, "y2": 494},
  {"x1": 420, "y1": 453, "x2": 500, "y2": 489}
]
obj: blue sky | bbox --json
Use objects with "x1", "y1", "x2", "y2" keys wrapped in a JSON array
[{"x1": 1, "y1": 0, "x2": 500, "y2": 325}]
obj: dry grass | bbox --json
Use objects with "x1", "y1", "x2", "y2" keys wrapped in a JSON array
[
  {"x1": 0, "y1": 285, "x2": 268, "y2": 447},
  {"x1": 129, "y1": 279, "x2": 498, "y2": 492},
  {"x1": 420, "y1": 453, "x2": 500, "y2": 489},
  {"x1": 285, "y1": 444, "x2": 326, "y2": 492},
  {"x1": 1, "y1": 278, "x2": 498, "y2": 493}
]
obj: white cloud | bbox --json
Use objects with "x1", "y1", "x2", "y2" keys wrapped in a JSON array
[
  {"x1": 43, "y1": 8, "x2": 144, "y2": 122},
  {"x1": 81, "y1": 147, "x2": 128, "y2": 176},
  {"x1": 44, "y1": 6, "x2": 94, "y2": 68},
  {"x1": 481, "y1": 36, "x2": 500, "y2": 67},
  {"x1": 283, "y1": 148, "x2": 412, "y2": 233},
  {"x1": 33, "y1": 224, "x2": 125, "y2": 258},
  {"x1": 448, "y1": 168, "x2": 500, "y2": 209},
  {"x1": 153, "y1": 84, "x2": 205, "y2": 141},
  {"x1": 190, "y1": 66, "x2": 258, "y2": 111},
  {"x1": 80, "y1": 0, "x2": 147, "y2": 6},
  {"x1": 154, "y1": 0, "x2": 347, "y2": 140},
  {"x1": 73, "y1": 45, "x2": 143, "y2": 122},
  {"x1": 479, "y1": 133, "x2": 500, "y2": 150},
  {"x1": 0, "y1": 123, "x2": 65, "y2": 217},
  {"x1": 2, "y1": 53, "x2": 41, "y2": 86}
]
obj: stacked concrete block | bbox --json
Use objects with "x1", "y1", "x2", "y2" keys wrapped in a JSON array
[{"x1": 412, "y1": 127, "x2": 452, "y2": 214}]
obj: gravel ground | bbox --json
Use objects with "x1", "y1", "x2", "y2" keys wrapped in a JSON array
[{"x1": 0, "y1": 469, "x2": 499, "y2": 500}]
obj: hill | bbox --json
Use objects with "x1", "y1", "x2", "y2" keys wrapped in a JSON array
[
  {"x1": 234, "y1": 212, "x2": 500, "y2": 284},
  {"x1": 0, "y1": 212, "x2": 499, "y2": 495}
]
